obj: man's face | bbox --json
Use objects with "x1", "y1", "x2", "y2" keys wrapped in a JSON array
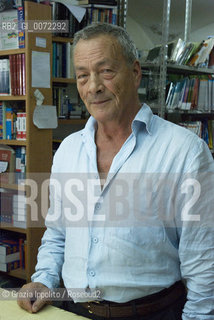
[{"x1": 74, "y1": 35, "x2": 141, "y2": 123}]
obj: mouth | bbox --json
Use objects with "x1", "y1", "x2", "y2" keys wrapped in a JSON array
[{"x1": 91, "y1": 99, "x2": 110, "y2": 105}]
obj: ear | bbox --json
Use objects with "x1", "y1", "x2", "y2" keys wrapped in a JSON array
[{"x1": 132, "y1": 60, "x2": 142, "y2": 88}]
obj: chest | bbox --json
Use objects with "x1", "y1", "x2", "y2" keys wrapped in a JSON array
[{"x1": 97, "y1": 146, "x2": 119, "y2": 176}]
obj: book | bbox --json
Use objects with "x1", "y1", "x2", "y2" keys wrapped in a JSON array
[
  {"x1": 0, "y1": 102, "x2": 3, "y2": 139},
  {"x1": 17, "y1": 6, "x2": 25, "y2": 48},
  {"x1": 5, "y1": 106, "x2": 13, "y2": 139},
  {"x1": 0, "y1": 239, "x2": 19, "y2": 255},
  {"x1": 0, "y1": 251, "x2": 20, "y2": 264},
  {"x1": 0, "y1": 260, "x2": 20, "y2": 272},
  {"x1": 22, "y1": 53, "x2": 26, "y2": 95},
  {"x1": 190, "y1": 37, "x2": 214, "y2": 68},
  {"x1": 0, "y1": 9, "x2": 19, "y2": 50},
  {"x1": 0, "y1": 144, "x2": 15, "y2": 184},
  {"x1": 197, "y1": 79, "x2": 208, "y2": 111}
]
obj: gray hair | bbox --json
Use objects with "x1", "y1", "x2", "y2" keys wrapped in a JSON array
[{"x1": 73, "y1": 23, "x2": 138, "y2": 64}]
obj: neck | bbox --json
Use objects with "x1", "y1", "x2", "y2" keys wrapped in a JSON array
[{"x1": 96, "y1": 102, "x2": 141, "y2": 141}]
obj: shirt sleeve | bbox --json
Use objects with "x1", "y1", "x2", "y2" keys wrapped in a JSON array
[
  {"x1": 177, "y1": 139, "x2": 214, "y2": 319},
  {"x1": 31, "y1": 149, "x2": 65, "y2": 289}
]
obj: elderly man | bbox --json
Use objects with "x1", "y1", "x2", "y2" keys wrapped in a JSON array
[{"x1": 18, "y1": 23, "x2": 214, "y2": 320}]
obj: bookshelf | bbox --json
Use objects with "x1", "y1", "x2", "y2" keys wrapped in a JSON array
[
  {"x1": 0, "y1": 2, "x2": 52, "y2": 282},
  {"x1": 139, "y1": 0, "x2": 214, "y2": 153},
  {"x1": 51, "y1": 1, "x2": 126, "y2": 142}
]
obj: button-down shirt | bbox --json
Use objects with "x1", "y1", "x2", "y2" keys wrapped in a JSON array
[{"x1": 32, "y1": 104, "x2": 214, "y2": 320}]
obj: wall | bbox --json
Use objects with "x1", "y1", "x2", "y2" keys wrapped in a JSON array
[
  {"x1": 190, "y1": 23, "x2": 214, "y2": 42},
  {"x1": 126, "y1": 15, "x2": 153, "y2": 59}
]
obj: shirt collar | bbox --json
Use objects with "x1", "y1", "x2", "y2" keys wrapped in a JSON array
[
  {"x1": 82, "y1": 103, "x2": 153, "y2": 141},
  {"x1": 132, "y1": 103, "x2": 153, "y2": 135}
]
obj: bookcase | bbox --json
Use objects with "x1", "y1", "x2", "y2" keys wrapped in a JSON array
[
  {"x1": 0, "y1": 2, "x2": 52, "y2": 282},
  {"x1": 139, "y1": 0, "x2": 214, "y2": 154}
]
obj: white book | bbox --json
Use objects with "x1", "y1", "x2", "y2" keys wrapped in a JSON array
[
  {"x1": 13, "y1": 194, "x2": 26, "y2": 203},
  {"x1": 197, "y1": 79, "x2": 207, "y2": 111},
  {"x1": 1, "y1": 59, "x2": 10, "y2": 95},
  {"x1": 0, "y1": 251, "x2": 20, "y2": 264},
  {"x1": 0, "y1": 10, "x2": 19, "y2": 50},
  {"x1": 13, "y1": 220, "x2": 27, "y2": 229}
]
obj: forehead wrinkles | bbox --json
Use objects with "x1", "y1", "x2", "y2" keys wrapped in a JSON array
[{"x1": 74, "y1": 37, "x2": 123, "y2": 66}]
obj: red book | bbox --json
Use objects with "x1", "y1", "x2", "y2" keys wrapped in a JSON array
[
  {"x1": 22, "y1": 54, "x2": 26, "y2": 96},
  {"x1": 16, "y1": 54, "x2": 22, "y2": 96},
  {"x1": 14, "y1": 55, "x2": 17, "y2": 96}
]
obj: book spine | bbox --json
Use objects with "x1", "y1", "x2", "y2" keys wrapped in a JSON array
[
  {"x1": 5, "y1": 107, "x2": 13, "y2": 140},
  {"x1": 0, "y1": 102, "x2": 3, "y2": 139},
  {"x1": 0, "y1": 241, "x2": 19, "y2": 255},
  {"x1": 1, "y1": 59, "x2": 10, "y2": 95},
  {"x1": 9, "y1": 55, "x2": 14, "y2": 96},
  {"x1": 21, "y1": 112, "x2": 26, "y2": 140},
  {"x1": 14, "y1": 54, "x2": 18, "y2": 96},
  {"x1": 2, "y1": 102, "x2": 6, "y2": 139},
  {"x1": 22, "y1": 54, "x2": 26, "y2": 96},
  {"x1": 0, "y1": 260, "x2": 20, "y2": 272},
  {"x1": 17, "y1": 6, "x2": 25, "y2": 49}
]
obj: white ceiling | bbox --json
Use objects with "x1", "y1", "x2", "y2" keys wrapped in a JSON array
[{"x1": 127, "y1": 0, "x2": 214, "y2": 43}]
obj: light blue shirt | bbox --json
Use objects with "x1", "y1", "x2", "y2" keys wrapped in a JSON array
[{"x1": 32, "y1": 104, "x2": 214, "y2": 320}]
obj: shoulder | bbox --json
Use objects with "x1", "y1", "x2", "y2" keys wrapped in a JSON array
[
  {"x1": 52, "y1": 129, "x2": 84, "y2": 168},
  {"x1": 152, "y1": 115, "x2": 201, "y2": 145},
  {"x1": 151, "y1": 116, "x2": 213, "y2": 171}
]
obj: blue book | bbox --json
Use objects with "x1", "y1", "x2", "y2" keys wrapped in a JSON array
[
  {"x1": 17, "y1": 6, "x2": 25, "y2": 49},
  {"x1": 6, "y1": 107, "x2": 13, "y2": 140}
]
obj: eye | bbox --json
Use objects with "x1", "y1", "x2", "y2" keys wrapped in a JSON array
[
  {"x1": 102, "y1": 69, "x2": 113, "y2": 73},
  {"x1": 77, "y1": 74, "x2": 88, "y2": 80}
]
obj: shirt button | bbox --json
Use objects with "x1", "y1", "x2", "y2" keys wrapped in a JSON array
[
  {"x1": 92, "y1": 237, "x2": 98, "y2": 244},
  {"x1": 89, "y1": 270, "x2": 95, "y2": 277},
  {"x1": 95, "y1": 203, "x2": 101, "y2": 210}
]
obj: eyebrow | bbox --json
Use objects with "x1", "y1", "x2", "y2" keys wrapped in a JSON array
[{"x1": 75, "y1": 59, "x2": 117, "y2": 71}]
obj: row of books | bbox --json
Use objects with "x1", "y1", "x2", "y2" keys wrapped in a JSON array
[
  {"x1": 0, "y1": 192, "x2": 27, "y2": 229},
  {"x1": 146, "y1": 37, "x2": 214, "y2": 69},
  {"x1": 0, "y1": 102, "x2": 26, "y2": 140},
  {"x1": 0, "y1": 231, "x2": 26, "y2": 272},
  {"x1": 0, "y1": 54, "x2": 26, "y2": 96},
  {"x1": 52, "y1": 2, "x2": 87, "y2": 38},
  {"x1": 166, "y1": 77, "x2": 214, "y2": 112},
  {"x1": 179, "y1": 119, "x2": 214, "y2": 150},
  {"x1": 51, "y1": 1, "x2": 117, "y2": 38},
  {"x1": 0, "y1": 145, "x2": 26, "y2": 184},
  {"x1": 52, "y1": 42, "x2": 74, "y2": 79},
  {"x1": 0, "y1": 7, "x2": 25, "y2": 50},
  {"x1": 84, "y1": 6, "x2": 117, "y2": 25}
]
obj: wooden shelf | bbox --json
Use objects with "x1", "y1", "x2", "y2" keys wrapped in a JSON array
[
  {"x1": 58, "y1": 118, "x2": 87, "y2": 125},
  {"x1": 0, "y1": 140, "x2": 27, "y2": 146},
  {"x1": 52, "y1": 77, "x2": 76, "y2": 84},
  {"x1": 0, "y1": 183, "x2": 25, "y2": 191},
  {"x1": 8, "y1": 268, "x2": 26, "y2": 280},
  {"x1": 52, "y1": 36, "x2": 73, "y2": 43},
  {"x1": 141, "y1": 62, "x2": 214, "y2": 75},
  {"x1": 0, "y1": 48, "x2": 26, "y2": 56},
  {"x1": 0, "y1": 96, "x2": 26, "y2": 101},
  {"x1": 0, "y1": 224, "x2": 27, "y2": 234}
]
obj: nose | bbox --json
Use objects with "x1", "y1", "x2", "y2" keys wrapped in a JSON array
[{"x1": 87, "y1": 73, "x2": 104, "y2": 95}]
